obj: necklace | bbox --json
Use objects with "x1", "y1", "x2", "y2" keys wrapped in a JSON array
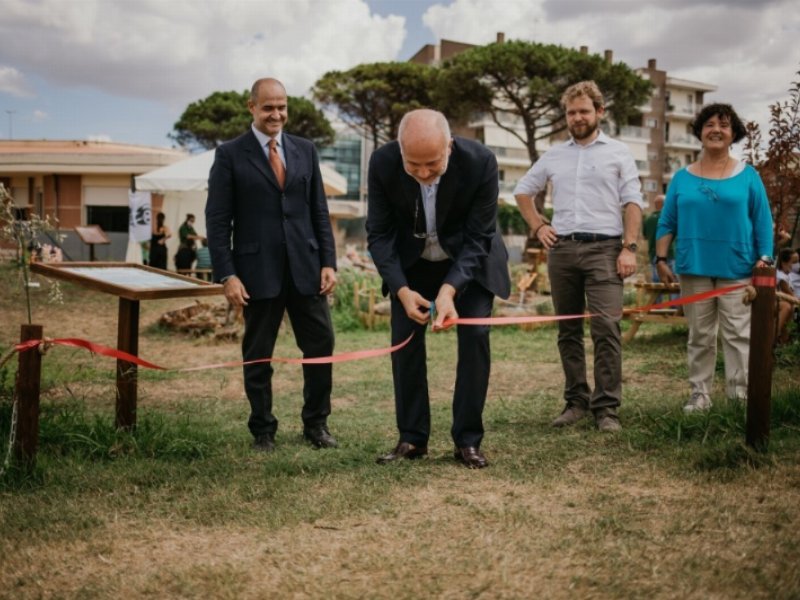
[{"x1": 698, "y1": 155, "x2": 730, "y2": 202}]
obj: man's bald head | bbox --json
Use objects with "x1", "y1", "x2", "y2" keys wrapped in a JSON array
[
  {"x1": 250, "y1": 78, "x2": 286, "y2": 102},
  {"x1": 397, "y1": 109, "x2": 452, "y2": 185},
  {"x1": 398, "y1": 109, "x2": 451, "y2": 153}
]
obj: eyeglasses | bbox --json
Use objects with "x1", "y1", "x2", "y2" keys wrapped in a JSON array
[
  {"x1": 413, "y1": 195, "x2": 428, "y2": 239},
  {"x1": 698, "y1": 183, "x2": 719, "y2": 202}
]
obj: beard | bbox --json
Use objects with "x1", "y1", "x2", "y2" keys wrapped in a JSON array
[{"x1": 569, "y1": 119, "x2": 599, "y2": 141}]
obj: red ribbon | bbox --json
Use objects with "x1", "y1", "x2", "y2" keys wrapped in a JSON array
[
  {"x1": 13, "y1": 334, "x2": 414, "y2": 371},
  {"x1": 752, "y1": 276, "x2": 776, "y2": 287},
  {"x1": 10, "y1": 282, "x2": 749, "y2": 370}
]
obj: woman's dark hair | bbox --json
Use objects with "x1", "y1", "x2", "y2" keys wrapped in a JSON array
[
  {"x1": 156, "y1": 212, "x2": 165, "y2": 227},
  {"x1": 779, "y1": 247, "x2": 796, "y2": 265},
  {"x1": 691, "y1": 103, "x2": 747, "y2": 143}
]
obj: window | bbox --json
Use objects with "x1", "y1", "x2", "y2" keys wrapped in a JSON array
[
  {"x1": 498, "y1": 169, "x2": 505, "y2": 182},
  {"x1": 86, "y1": 206, "x2": 129, "y2": 233}
]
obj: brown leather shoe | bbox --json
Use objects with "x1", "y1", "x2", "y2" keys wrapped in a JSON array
[
  {"x1": 453, "y1": 446, "x2": 488, "y2": 469},
  {"x1": 376, "y1": 442, "x2": 427, "y2": 464},
  {"x1": 550, "y1": 405, "x2": 588, "y2": 428}
]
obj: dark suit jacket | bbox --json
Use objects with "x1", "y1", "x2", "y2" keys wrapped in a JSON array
[
  {"x1": 366, "y1": 137, "x2": 510, "y2": 299},
  {"x1": 205, "y1": 129, "x2": 336, "y2": 299}
]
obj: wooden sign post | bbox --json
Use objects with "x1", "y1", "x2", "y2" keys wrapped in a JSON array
[
  {"x1": 14, "y1": 324, "x2": 43, "y2": 465},
  {"x1": 74, "y1": 225, "x2": 111, "y2": 262},
  {"x1": 746, "y1": 266, "x2": 776, "y2": 450}
]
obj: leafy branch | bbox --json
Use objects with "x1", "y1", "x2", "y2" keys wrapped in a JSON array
[{"x1": 0, "y1": 184, "x2": 63, "y2": 324}]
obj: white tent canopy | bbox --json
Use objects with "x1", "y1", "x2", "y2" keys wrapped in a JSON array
[
  {"x1": 135, "y1": 149, "x2": 347, "y2": 196},
  {"x1": 130, "y1": 149, "x2": 357, "y2": 268}
]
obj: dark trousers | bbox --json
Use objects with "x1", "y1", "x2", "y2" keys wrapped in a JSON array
[
  {"x1": 241, "y1": 273, "x2": 334, "y2": 438},
  {"x1": 547, "y1": 239, "x2": 623, "y2": 413},
  {"x1": 390, "y1": 259, "x2": 494, "y2": 448}
]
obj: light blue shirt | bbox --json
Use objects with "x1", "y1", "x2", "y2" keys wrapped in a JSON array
[
  {"x1": 656, "y1": 163, "x2": 773, "y2": 280},
  {"x1": 513, "y1": 131, "x2": 643, "y2": 235},
  {"x1": 420, "y1": 178, "x2": 448, "y2": 261},
  {"x1": 251, "y1": 125, "x2": 285, "y2": 167}
]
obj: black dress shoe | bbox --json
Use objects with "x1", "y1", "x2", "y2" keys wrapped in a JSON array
[
  {"x1": 454, "y1": 446, "x2": 488, "y2": 469},
  {"x1": 303, "y1": 425, "x2": 338, "y2": 448},
  {"x1": 252, "y1": 434, "x2": 275, "y2": 453},
  {"x1": 376, "y1": 441, "x2": 428, "y2": 464}
]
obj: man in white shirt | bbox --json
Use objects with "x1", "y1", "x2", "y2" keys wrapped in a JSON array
[{"x1": 513, "y1": 80, "x2": 643, "y2": 432}]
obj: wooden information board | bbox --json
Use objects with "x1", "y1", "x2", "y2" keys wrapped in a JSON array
[{"x1": 30, "y1": 262, "x2": 223, "y2": 429}]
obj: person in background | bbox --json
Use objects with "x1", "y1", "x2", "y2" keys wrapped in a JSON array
[
  {"x1": 149, "y1": 211, "x2": 170, "y2": 270},
  {"x1": 194, "y1": 238, "x2": 212, "y2": 281},
  {"x1": 175, "y1": 213, "x2": 203, "y2": 271},
  {"x1": 514, "y1": 80, "x2": 643, "y2": 433},
  {"x1": 642, "y1": 194, "x2": 678, "y2": 302},
  {"x1": 776, "y1": 248, "x2": 799, "y2": 344},
  {"x1": 656, "y1": 103, "x2": 773, "y2": 412}
]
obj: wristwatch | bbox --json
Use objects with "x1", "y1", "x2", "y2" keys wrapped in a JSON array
[
  {"x1": 622, "y1": 242, "x2": 638, "y2": 252},
  {"x1": 655, "y1": 256, "x2": 668, "y2": 264},
  {"x1": 759, "y1": 255, "x2": 774, "y2": 266}
]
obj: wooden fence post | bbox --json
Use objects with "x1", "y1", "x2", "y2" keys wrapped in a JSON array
[
  {"x1": 746, "y1": 266, "x2": 776, "y2": 450},
  {"x1": 14, "y1": 324, "x2": 43, "y2": 466}
]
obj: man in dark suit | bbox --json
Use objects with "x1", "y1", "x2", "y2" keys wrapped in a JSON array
[
  {"x1": 206, "y1": 77, "x2": 338, "y2": 452},
  {"x1": 367, "y1": 109, "x2": 510, "y2": 469}
]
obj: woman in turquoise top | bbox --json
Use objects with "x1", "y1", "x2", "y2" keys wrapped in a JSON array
[{"x1": 655, "y1": 103, "x2": 773, "y2": 413}]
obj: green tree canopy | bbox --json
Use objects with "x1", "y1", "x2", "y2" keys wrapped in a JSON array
[
  {"x1": 435, "y1": 40, "x2": 653, "y2": 162},
  {"x1": 170, "y1": 91, "x2": 335, "y2": 150},
  {"x1": 312, "y1": 62, "x2": 438, "y2": 149}
]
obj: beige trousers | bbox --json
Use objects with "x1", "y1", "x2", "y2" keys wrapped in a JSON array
[{"x1": 680, "y1": 275, "x2": 751, "y2": 402}]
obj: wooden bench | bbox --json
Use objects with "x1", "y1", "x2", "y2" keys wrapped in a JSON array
[{"x1": 623, "y1": 281, "x2": 685, "y2": 342}]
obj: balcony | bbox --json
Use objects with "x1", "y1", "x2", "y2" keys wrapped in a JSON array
[
  {"x1": 665, "y1": 134, "x2": 700, "y2": 150},
  {"x1": 486, "y1": 145, "x2": 533, "y2": 167},
  {"x1": 665, "y1": 104, "x2": 698, "y2": 119},
  {"x1": 618, "y1": 125, "x2": 651, "y2": 141}
]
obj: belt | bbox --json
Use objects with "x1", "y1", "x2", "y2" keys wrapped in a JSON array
[{"x1": 556, "y1": 233, "x2": 621, "y2": 242}]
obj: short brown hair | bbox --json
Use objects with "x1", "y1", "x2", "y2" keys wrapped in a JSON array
[{"x1": 561, "y1": 80, "x2": 604, "y2": 110}]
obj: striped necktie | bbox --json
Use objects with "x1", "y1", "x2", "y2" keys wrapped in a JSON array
[{"x1": 268, "y1": 138, "x2": 285, "y2": 189}]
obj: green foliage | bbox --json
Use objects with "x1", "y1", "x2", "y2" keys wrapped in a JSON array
[
  {"x1": 170, "y1": 90, "x2": 251, "y2": 150},
  {"x1": 312, "y1": 62, "x2": 439, "y2": 148},
  {"x1": 435, "y1": 40, "x2": 652, "y2": 161},
  {"x1": 497, "y1": 204, "x2": 528, "y2": 235},
  {"x1": 286, "y1": 96, "x2": 336, "y2": 147},
  {"x1": 330, "y1": 268, "x2": 386, "y2": 331},
  {"x1": 170, "y1": 91, "x2": 335, "y2": 150},
  {"x1": 39, "y1": 405, "x2": 219, "y2": 461},
  {"x1": 743, "y1": 66, "x2": 800, "y2": 243}
]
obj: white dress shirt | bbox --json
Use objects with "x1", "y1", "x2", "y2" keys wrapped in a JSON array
[
  {"x1": 251, "y1": 125, "x2": 286, "y2": 167},
  {"x1": 420, "y1": 178, "x2": 449, "y2": 261},
  {"x1": 513, "y1": 131, "x2": 643, "y2": 235}
]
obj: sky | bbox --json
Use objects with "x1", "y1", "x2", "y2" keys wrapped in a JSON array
[{"x1": 0, "y1": 0, "x2": 798, "y2": 149}]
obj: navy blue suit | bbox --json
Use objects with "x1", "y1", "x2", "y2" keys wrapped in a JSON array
[
  {"x1": 367, "y1": 137, "x2": 510, "y2": 448},
  {"x1": 206, "y1": 129, "x2": 336, "y2": 438}
]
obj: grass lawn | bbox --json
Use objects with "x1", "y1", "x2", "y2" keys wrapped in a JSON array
[{"x1": 1, "y1": 263, "x2": 799, "y2": 599}]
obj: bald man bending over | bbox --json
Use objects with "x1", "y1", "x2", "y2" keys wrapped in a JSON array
[{"x1": 367, "y1": 109, "x2": 510, "y2": 468}]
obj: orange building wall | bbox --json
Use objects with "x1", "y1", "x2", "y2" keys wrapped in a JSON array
[{"x1": 43, "y1": 175, "x2": 82, "y2": 228}]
